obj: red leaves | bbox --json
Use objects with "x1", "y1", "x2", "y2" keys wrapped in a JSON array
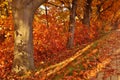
[
  {"x1": 0, "y1": 11, "x2": 102, "y2": 79},
  {"x1": 0, "y1": 14, "x2": 14, "y2": 79},
  {"x1": 33, "y1": 19, "x2": 68, "y2": 54},
  {"x1": 74, "y1": 23, "x2": 99, "y2": 46}
]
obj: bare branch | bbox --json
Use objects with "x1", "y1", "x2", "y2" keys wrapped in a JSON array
[
  {"x1": 47, "y1": 2, "x2": 70, "y2": 10},
  {"x1": 100, "y1": 0, "x2": 117, "y2": 13},
  {"x1": 100, "y1": 2, "x2": 113, "y2": 13}
]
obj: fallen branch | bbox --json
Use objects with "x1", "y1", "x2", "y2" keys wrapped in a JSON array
[
  {"x1": 40, "y1": 42, "x2": 96, "y2": 78},
  {"x1": 38, "y1": 31, "x2": 113, "y2": 79}
]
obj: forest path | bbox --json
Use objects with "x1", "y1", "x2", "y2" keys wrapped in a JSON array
[
  {"x1": 94, "y1": 29, "x2": 120, "y2": 80},
  {"x1": 61, "y1": 29, "x2": 120, "y2": 80}
]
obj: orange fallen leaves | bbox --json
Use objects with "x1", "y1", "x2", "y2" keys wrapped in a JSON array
[
  {"x1": 0, "y1": 10, "x2": 110, "y2": 79},
  {"x1": 83, "y1": 57, "x2": 111, "y2": 79}
]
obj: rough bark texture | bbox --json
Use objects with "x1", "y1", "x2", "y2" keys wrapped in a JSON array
[
  {"x1": 12, "y1": 8, "x2": 35, "y2": 75},
  {"x1": 12, "y1": 0, "x2": 47, "y2": 74},
  {"x1": 67, "y1": 0, "x2": 77, "y2": 49},
  {"x1": 82, "y1": 0, "x2": 92, "y2": 26}
]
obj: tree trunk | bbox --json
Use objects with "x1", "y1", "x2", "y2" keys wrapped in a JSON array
[
  {"x1": 11, "y1": 0, "x2": 47, "y2": 75},
  {"x1": 67, "y1": 0, "x2": 77, "y2": 49},
  {"x1": 12, "y1": 7, "x2": 35, "y2": 74},
  {"x1": 82, "y1": 0, "x2": 92, "y2": 26}
]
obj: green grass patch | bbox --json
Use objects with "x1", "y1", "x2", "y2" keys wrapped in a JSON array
[
  {"x1": 92, "y1": 41, "x2": 98, "y2": 49},
  {"x1": 79, "y1": 64, "x2": 85, "y2": 70},
  {"x1": 67, "y1": 66, "x2": 75, "y2": 76},
  {"x1": 53, "y1": 74, "x2": 64, "y2": 80}
]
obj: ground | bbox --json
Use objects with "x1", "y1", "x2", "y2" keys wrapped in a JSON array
[
  {"x1": 39, "y1": 29, "x2": 120, "y2": 80},
  {"x1": 0, "y1": 25, "x2": 120, "y2": 79}
]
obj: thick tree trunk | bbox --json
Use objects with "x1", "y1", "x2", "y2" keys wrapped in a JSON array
[
  {"x1": 12, "y1": 8, "x2": 35, "y2": 74},
  {"x1": 11, "y1": 0, "x2": 47, "y2": 75},
  {"x1": 67, "y1": 0, "x2": 77, "y2": 49},
  {"x1": 82, "y1": 0, "x2": 92, "y2": 26}
]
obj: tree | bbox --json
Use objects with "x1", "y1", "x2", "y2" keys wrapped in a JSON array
[
  {"x1": 82, "y1": 0, "x2": 92, "y2": 26},
  {"x1": 67, "y1": 0, "x2": 77, "y2": 49},
  {"x1": 11, "y1": 0, "x2": 47, "y2": 74}
]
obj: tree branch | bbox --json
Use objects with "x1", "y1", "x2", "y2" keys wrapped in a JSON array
[
  {"x1": 32, "y1": 0, "x2": 48, "y2": 11},
  {"x1": 47, "y1": 2, "x2": 70, "y2": 10},
  {"x1": 100, "y1": 0, "x2": 115, "y2": 13}
]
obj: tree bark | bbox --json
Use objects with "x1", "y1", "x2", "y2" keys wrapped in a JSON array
[
  {"x1": 12, "y1": 0, "x2": 47, "y2": 75},
  {"x1": 82, "y1": 0, "x2": 92, "y2": 26},
  {"x1": 67, "y1": 0, "x2": 77, "y2": 49},
  {"x1": 12, "y1": 7, "x2": 35, "y2": 75}
]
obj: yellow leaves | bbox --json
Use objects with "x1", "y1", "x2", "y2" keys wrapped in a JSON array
[
  {"x1": 82, "y1": 58, "x2": 111, "y2": 79},
  {"x1": 88, "y1": 49, "x2": 98, "y2": 57},
  {"x1": 92, "y1": 0, "x2": 101, "y2": 7},
  {"x1": 0, "y1": 27, "x2": 2, "y2": 31},
  {"x1": 34, "y1": 71, "x2": 40, "y2": 76},
  {"x1": 0, "y1": 1, "x2": 8, "y2": 8},
  {"x1": 22, "y1": 71, "x2": 32, "y2": 78},
  {"x1": 0, "y1": 61, "x2": 5, "y2": 68},
  {"x1": 2, "y1": 1, "x2": 8, "y2": 5},
  {"x1": 104, "y1": 25, "x2": 113, "y2": 32},
  {"x1": 83, "y1": 63, "x2": 88, "y2": 69},
  {"x1": 91, "y1": 49, "x2": 98, "y2": 54},
  {"x1": 0, "y1": 15, "x2": 7, "y2": 19}
]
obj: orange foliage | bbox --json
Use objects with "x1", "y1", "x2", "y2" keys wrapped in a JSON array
[
  {"x1": 0, "y1": 12, "x2": 99, "y2": 79},
  {"x1": 0, "y1": 14, "x2": 14, "y2": 79},
  {"x1": 1, "y1": 0, "x2": 120, "y2": 78}
]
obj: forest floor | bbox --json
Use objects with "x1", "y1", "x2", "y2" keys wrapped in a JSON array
[
  {"x1": 1, "y1": 28, "x2": 120, "y2": 80},
  {"x1": 37, "y1": 29, "x2": 120, "y2": 80}
]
